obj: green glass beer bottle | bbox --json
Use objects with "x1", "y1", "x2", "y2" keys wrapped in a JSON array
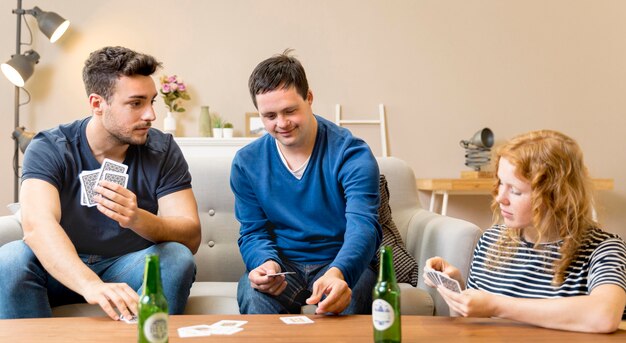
[
  {"x1": 138, "y1": 254, "x2": 169, "y2": 343},
  {"x1": 372, "y1": 246, "x2": 401, "y2": 343}
]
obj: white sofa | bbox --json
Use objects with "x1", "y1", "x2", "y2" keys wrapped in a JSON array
[{"x1": 0, "y1": 138, "x2": 481, "y2": 317}]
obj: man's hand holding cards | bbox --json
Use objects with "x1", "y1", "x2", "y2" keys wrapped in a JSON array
[
  {"x1": 79, "y1": 158, "x2": 129, "y2": 207},
  {"x1": 425, "y1": 267, "x2": 462, "y2": 293}
]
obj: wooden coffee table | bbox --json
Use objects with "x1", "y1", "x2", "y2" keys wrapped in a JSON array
[{"x1": 0, "y1": 314, "x2": 624, "y2": 342}]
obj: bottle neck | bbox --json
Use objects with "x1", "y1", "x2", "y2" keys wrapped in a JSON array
[
  {"x1": 142, "y1": 254, "x2": 163, "y2": 294},
  {"x1": 378, "y1": 246, "x2": 397, "y2": 283}
]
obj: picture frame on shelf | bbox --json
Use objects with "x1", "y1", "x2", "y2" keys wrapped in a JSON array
[{"x1": 245, "y1": 112, "x2": 266, "y2": 137}]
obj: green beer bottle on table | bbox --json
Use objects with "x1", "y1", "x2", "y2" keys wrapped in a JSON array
[
  {"x1": 372, "y1": 246, "x2": 401, "y2": 343},
  {"x1": 138, "y1": 254, "x2": 169, "y2": 343}
]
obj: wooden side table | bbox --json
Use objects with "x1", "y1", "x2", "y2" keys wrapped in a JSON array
[{"x1": 417, "y1": 178, "x2": 614, "y2": 215}]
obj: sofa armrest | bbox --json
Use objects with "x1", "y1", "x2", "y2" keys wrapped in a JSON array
[
  {"x1": 404, "y1": 208, "x2": 481, "y2": 316},
  {"x1": 0, "y1": 215, "x2": 23, "y2": 247}
]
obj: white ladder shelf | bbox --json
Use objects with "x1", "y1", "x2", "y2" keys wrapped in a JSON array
[{"x1": 335, "y1": 103, "x2": 388, "y2": 157}]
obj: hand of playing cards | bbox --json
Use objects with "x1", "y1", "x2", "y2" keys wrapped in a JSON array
[
  {"x1": 79, "y1": 158, "x2": 129, "y2": 207},
  {"x1": 425, "y1": 267, "x2": 462, "y2": 293}
]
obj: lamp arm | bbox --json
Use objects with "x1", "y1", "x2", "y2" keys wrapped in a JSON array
[{"x1": 12, "y1": 0, "x2": 23, "y2": 202}]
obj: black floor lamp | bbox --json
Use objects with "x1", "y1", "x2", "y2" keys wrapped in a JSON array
[{"x1": 1, "y1": 0, "x2": 69, "y2": 202}]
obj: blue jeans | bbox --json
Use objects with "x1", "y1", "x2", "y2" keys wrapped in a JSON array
[
  {"x1": 0, "y1": 240, "x2": 196, "y2": 318},
  {"x1": 237, "y1": 260, "x2": 376, "y2": 314}
]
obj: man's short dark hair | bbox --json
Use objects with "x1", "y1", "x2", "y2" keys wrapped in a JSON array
[
  {"x1": 248, "y1": 49, "x2": 309, "y2": 108},
  {"x1": 82, "y1": 46, "x2": 162, "y2": 102}
]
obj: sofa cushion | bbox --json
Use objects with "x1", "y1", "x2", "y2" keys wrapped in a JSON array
[{"x1": 376, "y1": 175, "x2": 419, "y2": 286}]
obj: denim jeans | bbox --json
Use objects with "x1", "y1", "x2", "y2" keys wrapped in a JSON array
[
  {"x1": 0, "y1": 240, "x2": 196, "y2": 319},
  {"x1": 237, "y1": 259, "x2": 376, "y2": 314}
]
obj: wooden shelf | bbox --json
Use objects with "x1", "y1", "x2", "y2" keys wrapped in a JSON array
[
  {"x1": 416, "y1": 177, "x2": 614, "y2": 216},
  {"x1": 417, "y1": 178, "x2": 614, "y2": 193}
]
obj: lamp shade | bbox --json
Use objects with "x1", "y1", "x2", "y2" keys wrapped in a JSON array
[
  {"x1": 1, "y1": 50, "x2": 40, "y2": 87},
  {"x1": 31, "y1": 6, "x2": 70, "y2": 43},
  {"x1": 460, "y1": 128, "x2": 494, "y2": 149}
]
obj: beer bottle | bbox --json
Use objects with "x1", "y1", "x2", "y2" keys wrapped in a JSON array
[
  {"x1": 138, "y1": 254, "x2": 169, "y2": 343},
  {"x1": 372, "y1": 246, "x2": 401, "y2": 343}
]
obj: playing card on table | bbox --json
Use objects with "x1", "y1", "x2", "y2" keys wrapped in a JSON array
[
  {"x1": 119, "y1": 314, "x2": 137, "y2": 324},
  {"x1": 279, "y1": 316, "x2": 314, "y2": 324},
  {"x1": 178, "y1": 324, "x2": 213, "y2": 338},
  {"x1": 102, "y1": 171, "x2": 129, "y2": 188},
  {"x1": 209, "y1": 326, "x2": 244, "y2": 335},
  {"x1": 210, "y1": 320, "x2": 248, "y2": 328},
  {"x1": 79, "y1": 170, "x2": 100, "y2": 207}
]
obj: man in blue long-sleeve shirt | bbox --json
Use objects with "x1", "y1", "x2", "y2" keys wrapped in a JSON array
[{"x1": 231, "y1": 50, "x2": 382, "y2": 315}]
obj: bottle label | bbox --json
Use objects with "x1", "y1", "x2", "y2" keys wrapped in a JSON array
[
  {"x1": 372, "y1": 299, "x2": 395, "y2": 331},
  {"x1": 143, "y1": 312, "x2": 168, "y2": 343}
]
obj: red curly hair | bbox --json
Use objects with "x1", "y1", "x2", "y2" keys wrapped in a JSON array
[{"x1": 490, "y1": 130, "x2": 597, "y2": 284}]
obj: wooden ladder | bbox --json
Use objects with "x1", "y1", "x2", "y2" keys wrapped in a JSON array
[{"x1": 335, "y1": 103, "x2": 388, "y2": 157}]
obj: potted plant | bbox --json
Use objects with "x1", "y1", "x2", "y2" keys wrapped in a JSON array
[
  {"x1": 211, "y1": 114, "x2": 223, "y2": 138},
  {"x1": 223, "y1": 122, "x2": 234, "y2": 138}
]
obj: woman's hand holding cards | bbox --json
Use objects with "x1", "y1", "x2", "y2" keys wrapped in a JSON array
[{"x1": 424, "y1": 257, "x2": 465, "y2": 289}]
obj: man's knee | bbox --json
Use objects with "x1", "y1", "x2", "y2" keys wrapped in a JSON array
[
  {"x1": 154, "y1": 242, "x2": 195, "y2": 277},
  {"x1": 0, "y1": 240, "x2": 41, "y2": 280},
  {"x1": 345, "y1": 267, "x2": 377, "y2": 314},
  {"x1": 237, "y1": 273, "x2": 284, "y2": 314}
]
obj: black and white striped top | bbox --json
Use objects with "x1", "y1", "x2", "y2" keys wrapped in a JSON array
[{"x1": 467, "y1": 225, "x2": 626, "y2": 319}]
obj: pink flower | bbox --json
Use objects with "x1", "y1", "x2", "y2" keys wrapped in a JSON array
[{"x1": 159, "y1": 74, "x2": 190, "y2": 112}]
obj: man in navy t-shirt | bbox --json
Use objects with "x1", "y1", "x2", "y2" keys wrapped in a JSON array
[
  {"x1": 232, "y1": 50, "x2": 382, "y2": 315},
  {"x1": 0, "y1": 46, "x2": 201, "y2": 320}
]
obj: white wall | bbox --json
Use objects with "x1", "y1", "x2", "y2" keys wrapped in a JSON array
[{"x1": 1, "y1": 0, "x2": 624, "y2": 238}]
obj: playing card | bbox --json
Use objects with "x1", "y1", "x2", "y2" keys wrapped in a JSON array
[
  {"x1": 437, "y1": 273, "x2": 462, "y2": 293},
  {"x1": 79, "y1": 170, "x2": 100, "y2": 207},
  {"x1": 210, "y1": 320, "x2": 248, "y2": 328},
  {"x1": 80, "y1": 185, "x2": 87, "y2": 206},
  {"x1": 209, "y1": 326, "x2": 244, "y2": 335},
  {"x1": 178, "y1": 325, "x2": 213, "y2": 338},
  {"x1": 96, "y1": 158, "x2": 128, "y2": 184},
  {"x1": 279, "y1": 316, "x2": 314, "y2": 324},
  {"x1": 267, "y1": 271, "x2": 296, "y2": 277},
  {"x1": 119, "y1": 314, "x2": 137, "y2": 324},
  {"x1": 102, "y1": 171, "x2": 129, "y2": 188},
  {"x1": 425, "y1": 269, "x2": 442, "y2": 286}
]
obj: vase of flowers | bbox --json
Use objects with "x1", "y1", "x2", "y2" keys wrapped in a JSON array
[{"x1": 160, "y1": 75, "x2": 190, "y2": 135}]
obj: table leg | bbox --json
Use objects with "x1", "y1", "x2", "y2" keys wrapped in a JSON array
[{"x1": 429, "y1": 192, "x2": 436, "y2": 212}]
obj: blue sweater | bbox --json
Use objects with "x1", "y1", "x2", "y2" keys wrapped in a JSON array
[{"x1": 230, "y1": 115, "x2": 382, "y2": 287}]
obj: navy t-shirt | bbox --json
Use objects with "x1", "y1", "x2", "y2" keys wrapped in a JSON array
[{"x1": 21, "y1": 117, "x2": 192, "y2": 257}]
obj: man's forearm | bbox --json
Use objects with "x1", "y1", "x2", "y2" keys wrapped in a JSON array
[
  {"x1": 129, "y1": 209, "x2": 201, "y2": 253},
  {"x1": 23, "y1": 222, "x2": 103, "y2": 297}
]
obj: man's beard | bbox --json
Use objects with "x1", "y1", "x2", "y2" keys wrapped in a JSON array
[{"x1": 108, "y1": 122, "x2": 151, "y2": 145}]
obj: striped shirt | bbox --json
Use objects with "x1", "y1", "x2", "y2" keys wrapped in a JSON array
[{"x1": 467, "y1": 225, "x2": 626, "y2": 319}]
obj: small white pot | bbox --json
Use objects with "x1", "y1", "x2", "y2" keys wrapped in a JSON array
[
  {"x1": 212, "y1": 128, "x2": 223, "y2": 138},
  {"x1": 223, "y1": 128, "x2": 234, "y2": 138}
]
